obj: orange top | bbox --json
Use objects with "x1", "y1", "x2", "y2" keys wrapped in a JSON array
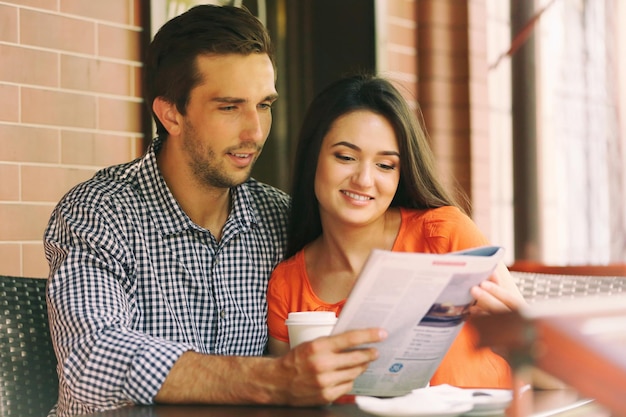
[{"x1": 267, "y1": 206, "x2": 512, "y2": 389}]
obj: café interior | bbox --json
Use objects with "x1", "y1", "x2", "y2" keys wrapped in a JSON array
[{"x1": 0, "y1": 0, "x2": 625, "y2": 416}]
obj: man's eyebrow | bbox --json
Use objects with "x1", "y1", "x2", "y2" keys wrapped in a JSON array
[
  {"x1": 331, "y1": 141, "x2": 400, "y2": 156},
  {"x1": 212, "y1": 97, "x2": 245, "y2": 104},
  {"x1": 212, "y1": 94, "x2": 279, "y2": 104}
]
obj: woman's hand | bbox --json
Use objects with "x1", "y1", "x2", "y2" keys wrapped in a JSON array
[{"x1": 469, "y1": 262, "x2": 526, "y2": 316}]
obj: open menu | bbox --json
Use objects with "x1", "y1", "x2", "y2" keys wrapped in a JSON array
[{"x1": 330, "y1": 246, "x2": 505, "y2": 397}]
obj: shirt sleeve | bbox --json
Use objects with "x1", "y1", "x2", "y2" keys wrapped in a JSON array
[{"x1": 44, "y1": 198, "x2": 191, "y2": 411}]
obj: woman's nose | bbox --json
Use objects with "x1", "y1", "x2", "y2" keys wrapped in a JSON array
[{"x1": 352, "y1": 164, "x2": 374, "y2": 187}]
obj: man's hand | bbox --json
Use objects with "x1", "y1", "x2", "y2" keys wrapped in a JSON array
[{"x1": 272, "y1": 327, "x2": 387, "y2": 406}]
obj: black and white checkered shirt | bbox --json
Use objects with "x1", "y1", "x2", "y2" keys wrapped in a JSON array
[{"x1": 44, "y1": 137, "x2": 290, "y2": 417}]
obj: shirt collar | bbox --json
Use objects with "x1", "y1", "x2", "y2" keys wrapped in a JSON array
[{"x1": 138, "y1": 137, "x2": 258, "y2": 237}]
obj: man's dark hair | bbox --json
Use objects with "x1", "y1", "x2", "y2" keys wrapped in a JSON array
[{"x1": 145, "y1": 5, "x2": 274, "y2": 137}]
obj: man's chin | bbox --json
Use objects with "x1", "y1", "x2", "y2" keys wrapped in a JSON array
[
  {"x1": 209, "y1": 171, "x2": 252, "y2": 189},
  {"x1": 233, "y1": 173, "x2": 252, "y2": 186}
]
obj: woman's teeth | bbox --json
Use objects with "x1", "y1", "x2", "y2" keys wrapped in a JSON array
[{"x1": 343, "y1": 191, "x2": 371, "y2": 201}]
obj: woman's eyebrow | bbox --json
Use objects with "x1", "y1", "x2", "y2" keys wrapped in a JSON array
[
  {"x1": 331, "y1": 141, "x2": 400, "y2": 157},
  {"x1": 331, "y1": 141, "x2": 360, "y2": 151}
]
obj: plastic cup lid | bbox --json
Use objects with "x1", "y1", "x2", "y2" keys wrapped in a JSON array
[{"x1": 285, "y1": 311, "x2": 338, "y2": 325}]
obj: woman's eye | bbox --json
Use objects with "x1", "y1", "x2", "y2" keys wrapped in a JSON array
[
  {"x1": 334, "y1": 153, "x2": 354, "y2": 162},
  {"x1": 378, "y1": 162, "x2": 397, "y2": 171}
]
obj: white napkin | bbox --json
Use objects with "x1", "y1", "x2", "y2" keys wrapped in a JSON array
[{"x1": 356, "y1": 384, "x2": 474, "y2": 416}]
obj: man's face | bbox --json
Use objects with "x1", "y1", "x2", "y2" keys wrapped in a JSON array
[{"x1": 178, "y1": 53, "x2": 277, "y2": 189}]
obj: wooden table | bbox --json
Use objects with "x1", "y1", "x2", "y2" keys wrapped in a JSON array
[
  {"x1": 76, "y1": 389, "x2": 613, "y2": 417},
  {"x1": 470, "y1": 297, "x2": 626, "y2": 417}
]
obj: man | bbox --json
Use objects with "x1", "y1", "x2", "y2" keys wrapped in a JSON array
[{"x1": 44, "y1": 5, "x2": 385, "y2": 416}]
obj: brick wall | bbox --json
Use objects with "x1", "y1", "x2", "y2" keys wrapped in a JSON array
[
  {"x1": 485, "y1": 0, "x2": 515, "y2": 262},
  {"x1": 0, "y1": 0, "x2": 144, "y2": 277},
  {"x1": 377, "y1": 0, "x2": 418, "y2": 102},
  {"x1": 378, "y1": 0, "x2": 513, "y2": 258},
  {"x1": 0, "y1": 0, "x2": 512, "y2": 276},
  {"x1": 467, "y1": 0, "x2": 491, "y2": 236}
]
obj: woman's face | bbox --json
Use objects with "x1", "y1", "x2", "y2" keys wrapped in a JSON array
[{"x1": 314, "y1": 110, "x2": 401, "y2": 228}]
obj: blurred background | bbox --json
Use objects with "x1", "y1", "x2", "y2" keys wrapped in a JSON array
[{"x1": 1, "y1": 0, "x2": 625, "y2": 277}]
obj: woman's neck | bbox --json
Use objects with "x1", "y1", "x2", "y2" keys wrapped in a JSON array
[{"x1": 304, "y1": 208, "x2": 402, "y2": 303}]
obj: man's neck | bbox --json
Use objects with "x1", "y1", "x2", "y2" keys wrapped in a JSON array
[{"x1": 156, "y1": 141, "x2": 232, "y2": 240}]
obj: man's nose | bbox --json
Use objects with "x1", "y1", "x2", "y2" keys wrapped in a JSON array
[{"x1": 241, "y1": 109, "x2": 264, "y2": 142}]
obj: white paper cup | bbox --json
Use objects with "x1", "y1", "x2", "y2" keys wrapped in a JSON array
[{"x1": 285, "y1": 311, "x2": 338, "y2": 348}]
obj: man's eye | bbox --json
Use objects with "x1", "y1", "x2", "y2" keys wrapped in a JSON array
[
  {"x1": 220, "y1": 105, "x2": 237, "y2": 111},
  {"x1": 259, "y1": 103, "x2": 273, "y2": 110}
]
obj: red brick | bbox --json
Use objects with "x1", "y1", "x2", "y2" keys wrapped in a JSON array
[
  {"x1": 0, "y1": 164, "x2": 19, "y2": 200},
  {"x1": 0, "y1": 243, "x2": 21, "y2": 276},
  {"x1": 387, "y1": 22, "x2": 416, "y2": 47},
  {"x1": 21, "y1": 165, "x2": 96, "y2": 203},
  {"x1": 0, "y1": 44, "x2": 58, "y2": 87},
  {"x1": 387, "y1": 49, "x2": 418, "y2": 75},
  {"x1": 5, "y1": 0, "x2": 57, "y2": 10},
  {"x1": 387, "y1": 0, "x2": 417, "y2": 20},
  {"x1": 0, "y1": 84, "x2": 19, "y2": 122},
  {"x1": 21, "y1": 9, "x2": 95, "y2": 54},
  {"x1": 61, "y1": 0, "x2": 133, "y2": 25},
  {"x1": 21, "y1": 87, "x2": 97, "y2": 128},
  {"x1": 98, "y1": 97, "x2": 143, "y2": 133},
  {"x1": 0, "y1": 125, "x2": 60, "y2": 163},
  {"x1": 61, "y1": 130, "x2": 139, "y2": 166},
  {"x1": 0, "y1": 203, "x2": 55, "y2": 240},
  {"x1": 417, "y1": 0, "x2": 468, "y2": 26},
  {"x1": 0, "y1": 4, "x2": 18, "y2": 42},
  {"x1": 23, "y1": 242, "x2": 49, "y2": 278},
  {"x1": 61, "y1": 55, "x2": 133, "y2": 96},
  {"x1": 98, "y1": 24, "x2": 142, "y2": 61}
]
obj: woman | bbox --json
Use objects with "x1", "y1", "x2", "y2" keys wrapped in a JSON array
[{"x1": 267, "y1": 73, "x2": 525, "y2": 388}]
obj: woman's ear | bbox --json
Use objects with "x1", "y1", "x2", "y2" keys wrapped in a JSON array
[{"x1": 152, "y1": 97, "x2": 182, "y2": 137}]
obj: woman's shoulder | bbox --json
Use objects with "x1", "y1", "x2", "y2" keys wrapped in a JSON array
[
  {"x1": 401, "y1": 206, "x2": 470, "y2": 226},
  {"x1": 269, "y1": 250, "x2": 307, "y2": 289},
  {"x1": 397, "y1": 206, "x2": 486, "y2": 252}
]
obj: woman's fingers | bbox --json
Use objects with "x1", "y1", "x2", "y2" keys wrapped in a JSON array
[
  {"x1": 470, "y1": 280, "x2": 521, "y2": 315},
  {"x1": 470, "y1": 262, "x2": 527, "y2": 316}
]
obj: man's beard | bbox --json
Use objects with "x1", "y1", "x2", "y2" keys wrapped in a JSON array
[
  {"x1": 191, "y1": 151, "x2": 249, "y2": 188},
  {"x1": 182, "y1": 122, "x2": 261, "y2": 189}
]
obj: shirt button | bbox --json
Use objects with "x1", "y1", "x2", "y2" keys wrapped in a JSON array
[{"x1": 220, "y1": 310, "x2": 226, "y2": 318}]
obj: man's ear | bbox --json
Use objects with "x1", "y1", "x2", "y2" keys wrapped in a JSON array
[{"x1": 152, "y1": 97, "x2": 182, "y2": 137}]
